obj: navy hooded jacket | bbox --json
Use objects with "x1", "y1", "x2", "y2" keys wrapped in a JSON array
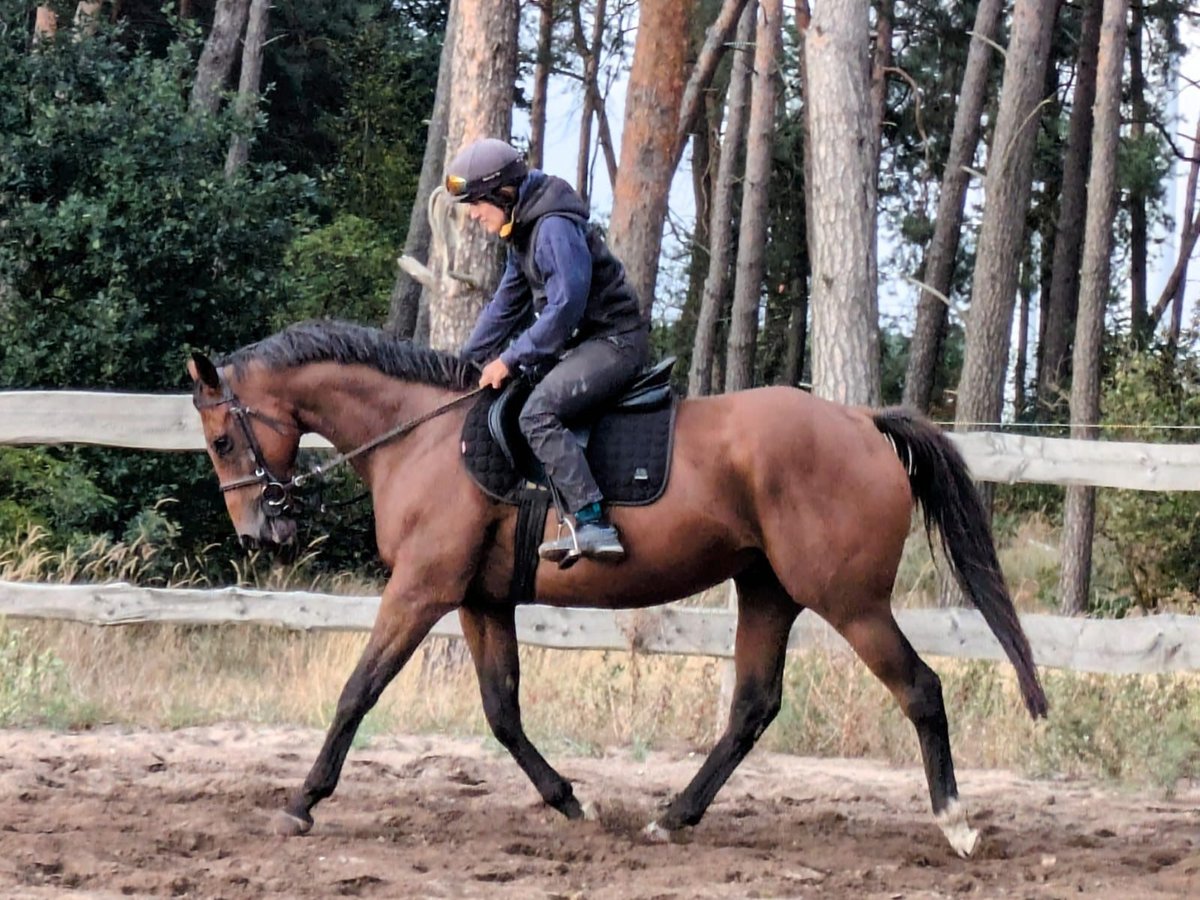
[{"x1": 460, "y1": 170, "x2": 643, "y2": 371}]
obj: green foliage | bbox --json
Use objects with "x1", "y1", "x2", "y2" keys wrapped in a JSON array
[
  {"x1": 0, "y1": 16, "x2": 317, "y2": 554},
  {"x1": 259, "y1": 0, "x2": 443, "y2": 206},
  {"x1": 1032, "y1": 671, "x2": 1200, "y2": 790},
  {"x1": 319, "y1": 13, "x2": 441, "y2": 237},
  {"x1": 275, "y1": 215, "x2": 396, "y2": 327},
  {"x1": 0, "y1": 448, "x2": 115, "y2": 540},
  {"x1": 0, "y1": 23, "x2": 317, "y2": 390},
  {"x1": 1097, "y1": 351, "x2": 1200, "y2": 608},
  {"x1": 0, "y1": 28, "x2": 314, "y2": 388},
  {"x1": 0, "y1": 625, "x2": 77, "y2": 727}
]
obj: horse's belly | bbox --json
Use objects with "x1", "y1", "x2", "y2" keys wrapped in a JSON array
[{"x1": 532, "y1": 545, "x2": 756, "y2": 609}]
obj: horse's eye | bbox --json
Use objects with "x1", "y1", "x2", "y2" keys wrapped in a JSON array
[{"x1": 212, "y1": 435, "x2": 234, "y2": 457}]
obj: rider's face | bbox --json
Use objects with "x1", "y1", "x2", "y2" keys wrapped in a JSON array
[{"x1": 468, "y1": 200, "x2": 508, "y2": 235}]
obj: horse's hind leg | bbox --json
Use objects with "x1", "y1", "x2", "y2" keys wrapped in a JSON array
[
  {"x1": 834, "y1": 605, "x2": 978, "y2": 857},
  {"x1": 459, "y1": 603, "x2": 586, "y2": 820},
  {"x1": 648, "y1": 563, "x2": 797, "y2": 837}
]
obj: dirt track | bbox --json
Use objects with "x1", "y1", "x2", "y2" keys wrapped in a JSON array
[{"x1": 0, "y1": 724, "x2": 1198, "y2": 898}]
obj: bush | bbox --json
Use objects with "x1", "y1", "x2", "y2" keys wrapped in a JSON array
[
  {"x1": 1098, "y1": 350, "x2": 1200, "y2": 608},
  {"x1": 276, "y1": 215, "x2": 397, "y2": 327},
  {"x1": 0, "y1": 21, "x2": 317, "y2": 390},
  {"x1": 0, "y1": 14, "x2": 318, "y2": 553}
]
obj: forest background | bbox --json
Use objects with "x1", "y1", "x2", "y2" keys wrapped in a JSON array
[{"x1": 1, "y1": 0, "x2": 1198, "y2": 618}]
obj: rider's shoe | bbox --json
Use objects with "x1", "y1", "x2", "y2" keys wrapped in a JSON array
[{"x1": 537, "y1": 521, "x2": 626, "y2": 567}]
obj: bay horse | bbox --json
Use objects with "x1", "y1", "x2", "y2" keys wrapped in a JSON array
[{"x1": 187, "y1": 319, "x2": 1046, "y2": 857}]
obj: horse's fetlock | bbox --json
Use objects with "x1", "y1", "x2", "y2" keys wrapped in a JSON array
[{"x1": 545, "y1": 780, "x2": 576, "y2": 809}]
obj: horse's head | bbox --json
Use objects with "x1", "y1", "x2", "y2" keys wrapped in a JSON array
[{"x1": 188, "y1": 351, "x2": 300, "y2": 551}]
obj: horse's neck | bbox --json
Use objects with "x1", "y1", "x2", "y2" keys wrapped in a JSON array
[{"x1": 287, "y1": 364, "x2": 461, "y2": 462}]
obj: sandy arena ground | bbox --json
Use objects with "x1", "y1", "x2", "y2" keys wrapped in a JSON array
[{"x1": 0, "y1": 724, "x2": 1198, "y2": 898}]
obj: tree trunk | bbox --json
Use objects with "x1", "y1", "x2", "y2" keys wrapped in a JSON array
[
  {"x1": 190, "y1": 0, "x2": 251, "y2": 115},
  {"x1": 33, "y1": 6, "x2": 57, "y2": 42},
  {"x1": 1037, "y1": 0, "x2": 1102, "y2": 414},
  {"x1": 224, "y1": 0, "x2": 270, "y2": 177},
  {"x1": 942, "y1": 0, "x2": 1058, "y2": 608},
  {"x1": 429, "y1": 0, "x2": 520, "y2": 352},
  {"x1": 954, "y1": 0, "x2": 1058, "y2": 433},
  {"x1": 724, "y1": 0, "x2": 783, "y2": 393},
  {"x1": 675, "y1": 108, "x2": 716, "y2": 378},
  {"x1": 608, "y1": 0, "x2": 698, "y2": 320},
  {"x1": 74, "y1": 1, "x2": 102, "y2": 34},
  {"x1": 1127, "y1": 6, "x2": 1148, "y2": 343},
  {"x1": 689, "y1": 1, "x2": 756, "y2": 397},
  {"x1": 1060, "y1": 0, "x2": 1127, "y2": 616},
  {"x1": 902, "y1": 0, "x2": 1003, "y2": 412},
  {"x1": 528, "y1": 0, "x2": 554, "y2": 170},
  {"x1": 386, "y1": 0, "x2": 458, "y2": 341},
  {"x1": 674, "y1": 0, "x2": 753, "y2": 169},
  {"x1": 870, "y1": 0, "x2": 893, "y2": 164},
  {"x1": 572, "y1": 0, "x2": 609, "y2": 202},
  {"x1": 1148, "y1": 116, "x2": 1200, "y2": 346},
  {"x1": 1014, "y1": 245, "x2": 1034, "y2": 416},
  {"x1": 779, "y1": 293, "x2": 808, "y2": 387},
  {"x1": 804, "y1": 0, "x2": 880, "y2": 405}
]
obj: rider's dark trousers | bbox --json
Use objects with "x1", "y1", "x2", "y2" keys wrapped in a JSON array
[{"x1": 519, "y1": 329, "x2": 650, "y2": 514}]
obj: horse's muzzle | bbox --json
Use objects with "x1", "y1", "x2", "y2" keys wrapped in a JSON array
[{"x1": 239, "y1": 516, "x2": 298, "y2": 554}]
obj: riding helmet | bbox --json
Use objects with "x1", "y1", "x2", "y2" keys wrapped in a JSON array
[{"x1": 444, "y1": 138, "x2": 528, "y2": 207}]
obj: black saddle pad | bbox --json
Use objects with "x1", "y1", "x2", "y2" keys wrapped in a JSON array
[{"x1": 460, "y1": 388, "x2": 676, "y2": 506}]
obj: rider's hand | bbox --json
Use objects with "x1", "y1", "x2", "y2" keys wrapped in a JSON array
[{"x1": 478, "y1": 358, "x2": 511, "y2": 390}]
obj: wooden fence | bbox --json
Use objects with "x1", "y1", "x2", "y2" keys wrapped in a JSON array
[
  {"x1": 2, "y1": 390, "x2": 1199, "y2": 677},
  {"x1": 3, "y1": 580, "x2": 1200, "y2": 676},
  {"x1": 3, "y1": 391, "x2": 1200, "y2": 490}
]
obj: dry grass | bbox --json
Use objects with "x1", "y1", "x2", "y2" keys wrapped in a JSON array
[{"x1": 3, "y1": 517, "x2": 1200, "y2": 791}]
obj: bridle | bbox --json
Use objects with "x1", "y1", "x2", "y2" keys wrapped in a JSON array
[
  {"x1": 197, "y1": 390, "x2": 303, "y2": 518},
  {"x1": 198, "y1": 381, "x2": 485, "y2": 518}
]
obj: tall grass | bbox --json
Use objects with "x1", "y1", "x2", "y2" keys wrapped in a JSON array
[{"x1": 2, "y1": 519, "x2": 1199, "y2": 792}]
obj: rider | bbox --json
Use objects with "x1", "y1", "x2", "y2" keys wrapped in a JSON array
[{"x1": 445, "y1": 138, "x2": 650, "y2": 564}]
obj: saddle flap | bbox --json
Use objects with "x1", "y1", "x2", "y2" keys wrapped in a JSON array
[{"x1": 462, "y1": 369, "x2": 677, "y2": 507}]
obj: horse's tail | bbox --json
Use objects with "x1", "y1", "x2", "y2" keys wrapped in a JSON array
[{"x1": 872, "y1": 407, "x2": 1048, "y2": 719}]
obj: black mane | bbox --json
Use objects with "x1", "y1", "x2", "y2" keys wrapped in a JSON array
[{"x1": 218, "y1": 319, "x2": 480, "y2": 391}]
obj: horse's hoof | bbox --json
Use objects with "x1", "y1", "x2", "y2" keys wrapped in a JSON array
[
  {"x1": 580, "y1": 800, "x2": 599, "y2": 822},
  {"x1": 935, "y1": 799, "x2": 979, "y2": 858},
  {"x1": 273, "y1": 809, "x2": 313, "y2": 837},
  {"x1": 643, "y1": 821, "x2": 671, "y2": 843}
]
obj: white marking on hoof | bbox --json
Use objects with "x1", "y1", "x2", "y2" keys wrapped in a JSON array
[
  {"x1": 273, "y1": 810, "x2": 312, "y2": 837},
  {"x1": 580, "y1": 800, "x2": 599, "y2": 822},
  {"x1": 935, "y1": 798, "x2": 979, "y2": 858},
  {"x1": 643, "y1": 821, "x2": 671, "y2": 843}
]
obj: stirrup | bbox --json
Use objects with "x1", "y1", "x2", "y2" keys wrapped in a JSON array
[{"x1": 538, "y1": 516, "x2": 577, "y2": 565}]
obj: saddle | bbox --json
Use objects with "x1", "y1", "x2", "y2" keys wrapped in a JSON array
[{"x1": 460, "y1": 356, "x2": 678, "y2": 506}]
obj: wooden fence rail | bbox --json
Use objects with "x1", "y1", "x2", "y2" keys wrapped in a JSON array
[
  {"x1": 2, "y1": 391, "x2": 1200, "y2": 490},
  {"x1": 3, "y1": 580, "x2": 1199, "y2": 676}
]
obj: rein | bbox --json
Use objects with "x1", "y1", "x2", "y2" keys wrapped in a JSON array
[{"x1": 208, "y1": 385, "x2": 485, "y2": 516}]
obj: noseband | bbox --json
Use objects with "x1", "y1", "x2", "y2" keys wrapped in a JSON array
[{"x1": 198, "y1": 381, "x2": 485, "y2": 519}]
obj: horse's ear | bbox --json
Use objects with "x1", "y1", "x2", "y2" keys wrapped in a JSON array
[{"x1": 188, "y1": 351, "x2": 222, "y2": 391}]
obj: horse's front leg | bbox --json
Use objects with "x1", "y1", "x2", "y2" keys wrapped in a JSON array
[
  {"x1": 274, "y1": 576, "x2": 456, "y2": 836},
  {"x1": 459, "y1": 603, "x2": 586, "y2": 820}
]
